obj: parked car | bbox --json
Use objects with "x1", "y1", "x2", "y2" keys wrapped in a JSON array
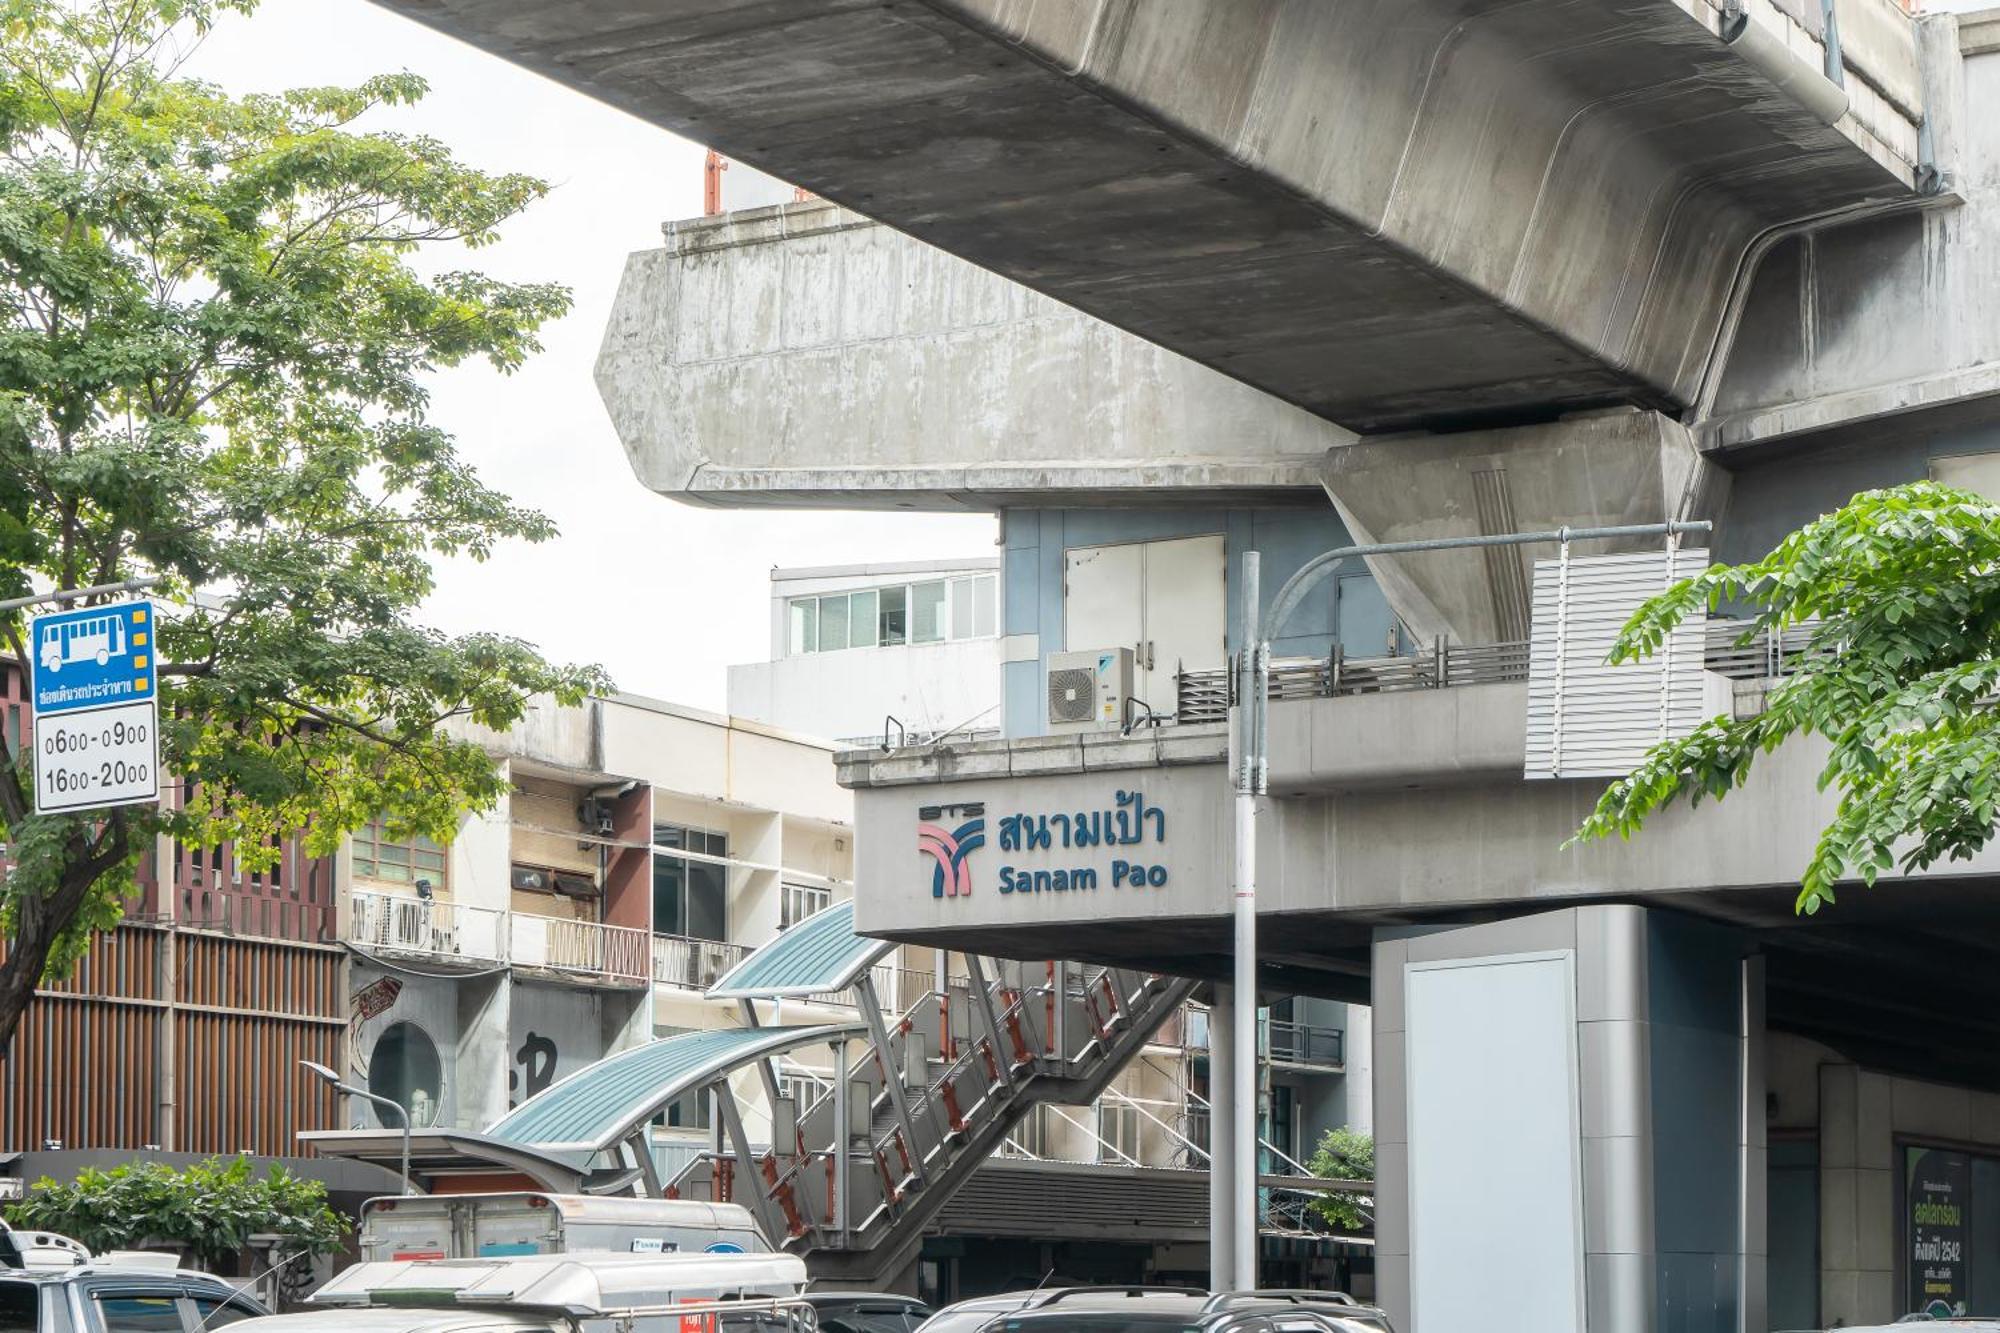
[
  {"x1": 914, "y1": 1288, "x2": 1057, "y2": 1333},
  {"x1": 979, "y1": 1287, "x2": 1392, "y2": 1333},
  {"x1": 798, "y1": 1293, "x2": 932, "y2": 1333},
  {"x1": 916, "y1": 1287, "x2": 1387, "y2": 1333},
  {"x1": 0, "y1": 1240, "x2": 269, "y2": 1333}
]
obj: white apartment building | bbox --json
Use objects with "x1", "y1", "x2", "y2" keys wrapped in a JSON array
[
  {"x1": 339, "y1": 693, "x2": 865, "y2": 1157},
  {"x1": 727, "y1": 558, "x2": 1003, "y2": 746}
]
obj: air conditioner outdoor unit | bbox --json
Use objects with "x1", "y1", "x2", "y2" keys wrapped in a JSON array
[{"x1": 1046, "y1": 647, "x2": 1134, "y2": 734}]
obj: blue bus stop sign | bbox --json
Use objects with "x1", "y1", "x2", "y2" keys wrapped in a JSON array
[{"x1": 27, "y1": 599, "x2": 160, "y2": 813}]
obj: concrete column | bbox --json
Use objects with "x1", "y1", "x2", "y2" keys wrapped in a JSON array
[
  {"x1": 1343, "y1": 1003, "x2": 1373, "y2": 1137},
  {"x1": 1818, "y1": 1062, "x2": 1895, "y2": 1325},
  {"x1": 455, "y1": 971, "x2": 511, "y2": 1131},
  {"x1": 1209, "y1": 984, "x2": 1236, "y2": 1289}
]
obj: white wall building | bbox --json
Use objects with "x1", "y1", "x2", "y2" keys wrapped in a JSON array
[{"x1": 727, "y1": 558, "x2": 1003, "y2": 746}]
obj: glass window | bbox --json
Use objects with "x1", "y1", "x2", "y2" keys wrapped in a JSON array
[
  {"x1": 1096, "y1": 1101, "x2": 1140, "y2": 1163},
  {"x1": 369, "y1": 1020, "x2": 445, "y2": 1128},
  {"x1": 353, "y1": 818, "x2": 446, "y2": 888},
  {"x1": 973, "y1": 575, "x2": 997, "y2": 637},
  {"x1": 190, "y1": 1298, "x2": 259, "y2": 1330},
  {"x1": 0, "y1": 1282, "x2": 37, "y2": 1333},
  {"x1": 911, "y1": 582, "x2": 947, "y2": 644},
  {"x1": 949, "y1": 577, "x2": 975, "y2": 640},
  {"x1": 879, "y1": 586, "x2": 907, "y2": 646},
  {"x1": 818, "y1": 594, "x2": 850, "y2": 652},
  {"x1": 782, "y1": 882, "x2": 832, "y2": 929},
  {"x1": 653, "y1": 824, "x2": 728, "y2": 942},
  {"x1": 788, "y1": 598, "x2": 817, "y2": 655},
  {"x1": 849, "y1": 590, "x2": 879, "y2": 649},
  {"x1": 92, "y1": 1298, "x2": 181, "y2": 1333}
]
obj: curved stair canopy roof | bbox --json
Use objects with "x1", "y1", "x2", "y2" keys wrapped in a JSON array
[
  {"x1": 488, "y1": 1023, "x2": 864, "y2": 1155},
  {"x1": 706, "y1": 900, "x2": 896, "y2": 1001}
]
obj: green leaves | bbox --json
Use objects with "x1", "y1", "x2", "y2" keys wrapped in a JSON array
[
  {"x1": 4, "y1": 1155, "x2": 349, "y2": 1267},
  {"x1": 1570, "y1": 480, "x2": 2000, "y2": 914},
  {"x1": 0, "y1": 1, "x2": 606, "y2": 998},
  {"x1": 1306, "y1": 1126, "x2": 1374, "y2": 1233}
]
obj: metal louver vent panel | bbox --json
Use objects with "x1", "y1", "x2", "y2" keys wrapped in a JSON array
[
  {"x1": 1047, "y1": 667, "x2": 1095, "y2": 724},
  {"x1": 1524, "y1": 549, "x2": 1726, "y2": 779}
]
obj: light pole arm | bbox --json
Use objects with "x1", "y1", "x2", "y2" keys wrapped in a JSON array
[
  {"x1": 1263, "y1": 520, "x2": 1714, "y2": 646},
  {"x1": 335, "y1": 1080, "x2": 415, "y2": 1196}
]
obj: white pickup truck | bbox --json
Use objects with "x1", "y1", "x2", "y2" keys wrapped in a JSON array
[
  {"x1": 234, "y1": 1251, "x2": 811, "y2": 1333},
  {"x1": 355, "y1": 1195, "x2": 767, "y2": 1266}
]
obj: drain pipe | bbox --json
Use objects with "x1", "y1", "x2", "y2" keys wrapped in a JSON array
[{"x1": 1719, "y1": 0, "x2": 1850, "y2": 125}]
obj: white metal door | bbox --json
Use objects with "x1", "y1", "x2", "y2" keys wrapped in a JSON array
[
  {"x1": 1140, "y1": 534, "x2": 1226, "y2": 702},
  {"x1": 1064, "y1": 534, "x2": 1225, "y2": 710},
  {"x1": 1063, "y1": 541, "x2": 1144, "y2": 661}
]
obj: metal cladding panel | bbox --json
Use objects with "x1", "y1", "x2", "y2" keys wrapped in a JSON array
[
  {"x1": 1524, "y1": 549, "x2": 1717, "y2": 779},
  {"x1": 3, "y1": 991, "x2": 162, "y2": 1149},
  {"x1": 176, "y1": 1008, "x2": 342, "y2": 1156},
  {"x1": 706, "y1": 901, "x2": 891, "y2": 999}
]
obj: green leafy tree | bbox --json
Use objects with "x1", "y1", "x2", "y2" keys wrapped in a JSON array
[
  {"x1": 1573, "y1": 481, "x2": 2000, "y2": 914},
  {"x1": 1304, "y1": 1126, "x2": 1373, "y2": 1232},
  {"x1": 5, "y1": 1155, "x2": 347, "y2": 1268},
  {"x1": 0, "y1": 0, "x2": 608, "y2": 1053}
]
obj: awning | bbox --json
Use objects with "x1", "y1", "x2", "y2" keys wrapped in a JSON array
[{"x1": 706, "y1": 901, "x2": 894, "y2": 1001}]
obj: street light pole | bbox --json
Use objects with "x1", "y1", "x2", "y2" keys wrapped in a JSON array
[
  {"x1": 1228, "y1": 519, "x2": 1712, "y2": 1289},
  {"x1": 300, "y1": 1060, "x2": 415, "y2": 1195},
  {"x1": 1229, "y1": 553, "x2": 1265, "y2": 1294}
]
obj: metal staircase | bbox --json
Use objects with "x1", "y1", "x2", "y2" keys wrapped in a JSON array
[{"x1": 675, "y1": 947, "x2": 1198, "y2": 1286}]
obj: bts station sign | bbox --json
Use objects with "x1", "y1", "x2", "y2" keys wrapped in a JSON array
[{"x1": 28, "y1": 599, "x2": 160, "y2": 815}]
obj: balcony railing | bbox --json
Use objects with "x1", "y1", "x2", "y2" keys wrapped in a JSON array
[
  {"x1": 1176, "y1": 617, "x2": 1825, "y2": 727},
  {"x1": 348, "y1": 890, "x2": 507, "y2": 963},
  {"x1": 347, "y1": 891, "x2": 650, "y2": 985},
  {"x1": 652, "y1": 932, "x2": 750, "y2": 990},
  {"x1": 1264, "y1": 1018, "x2": 1344, "y2": 1068},
  {"x1": 1178, "y1": 639, "x2": 1531, "y2": 724},
  {"x1": 511, "y1": 912, "x2": 651, "y2": 983}
]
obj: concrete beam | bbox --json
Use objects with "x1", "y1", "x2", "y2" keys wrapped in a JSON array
[
  {"x1": 1318, "y1": 410, "x2": 1730, "y2": 644},
  {"x1": 379, "y1": 0, "x2": 1924, "y2": 435},
  {"x1": 596, "y1": 202, "x2": 1348, "y2": 509}
]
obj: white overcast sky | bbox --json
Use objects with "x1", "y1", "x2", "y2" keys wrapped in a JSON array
[{"x1": 185, "y1": 2, "x2": 995, "y2": 710}]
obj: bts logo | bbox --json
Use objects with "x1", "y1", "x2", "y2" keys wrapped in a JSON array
[{"x1": 917, "y1": 802, "x2": 985, "y2": 899}]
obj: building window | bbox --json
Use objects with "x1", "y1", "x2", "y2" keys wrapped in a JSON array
[
  {"x1": 782, "y1": 882, "x2": 832, "y2": 929},
  {"x1": 353, "y1": 817, "x2": 447, "y2": 889},
  {"x1": 654, "y1": 823, "x2": 727, "y2": 941},
  {"x1": 1006, "y1": 1104, "x2": 1049, "y2": 1158},
  {"x1": 911, "y1": 581, "x2": 947, "y2": 644},
  {"x1": 369, "y1": 1020, "x2": 444, "y2": 1128},
  {"x1": 786, "y1": 575, "x2": 996, "y2": 655},
  {"x1": 1097, "y1": 1101, "x2": 1140, "y2": 1164}
]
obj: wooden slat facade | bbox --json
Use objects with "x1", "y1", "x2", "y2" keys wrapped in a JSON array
[{"x1": 1, "y1": 662, "x2": 349, "y2": 1157}]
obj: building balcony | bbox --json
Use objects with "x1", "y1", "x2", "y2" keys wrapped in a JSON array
[
  {"x1": 344, "y1": 891, "x2": 651, "y2": 988},
  {"x1": 509, "y1": 912, "x2": 651, "y2": 988},
  {"x1": 1264, "y1": 1018, "x2": 1345, "y2": 1072},
  {"x1": 348, "y1": 890, "x2": 507, "y2": 969},
  {"x1": 651, "y1": 932, "x2": 749, "y2": 991}
]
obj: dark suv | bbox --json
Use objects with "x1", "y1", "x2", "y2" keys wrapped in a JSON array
[
  {"x1": 984, "y1": 1288, "x2": 1391, "y2": 1333},
  {"x1": 0, "y1": 1251, "x2": 268, "y2": 1333}
]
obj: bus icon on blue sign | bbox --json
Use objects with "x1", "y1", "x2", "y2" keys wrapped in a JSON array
[{"x1": 29, "y1": 601, "x2": 155, "y2": 716}]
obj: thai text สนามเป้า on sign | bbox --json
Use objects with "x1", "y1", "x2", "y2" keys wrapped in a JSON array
[{"x1": 922, "y1": 789, "x2": 1173, "y2": 899}]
